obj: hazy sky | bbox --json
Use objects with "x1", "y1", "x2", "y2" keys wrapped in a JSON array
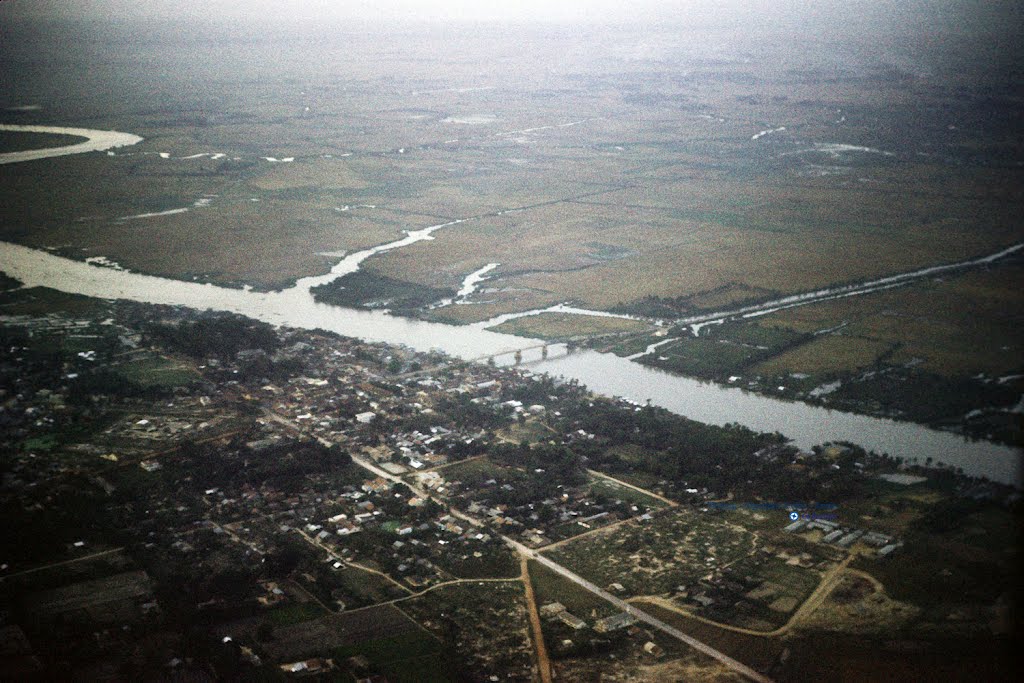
[
  {"x1": 11, "y1": 0, "x2": 649, "y2": 22},
  {"x1": 0, "y1": 0, "x2": 1009, "y2": 24},
  {"x1": 3, "y1": 0, "x2": 1021, "y2": 41}
]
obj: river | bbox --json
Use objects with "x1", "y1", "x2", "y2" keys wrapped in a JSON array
[
  {"x1": 0, "y1": 126, "x2": 1019, "y2": 485},
  {"x1": 0, "y1": 124, "x2": 143, "y2": 164}
]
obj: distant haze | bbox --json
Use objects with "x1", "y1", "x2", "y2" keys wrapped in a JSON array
[{"x1": 3, "y1": 0, "x2": 1022, "y2": 35}]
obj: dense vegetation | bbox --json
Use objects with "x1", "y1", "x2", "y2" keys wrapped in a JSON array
[
  {"x1": 610, "y1": 283, "x2": 777, "y2": 318},
  {"x1": 145, "y1": 312, "x2": 280, "y2": 359},
  {"x1": 637, "y1": 322, "x2": 811, "y2": 380},
  {"x1": 826, "y1": 367, "x2": 1021, "y2": 425},
  {"x1": 312, "y1": 271, "x2": 455, "y2": 313},
  {"x1": 548, "y1": 392, "x2": 882, "y2": 501},
  {"x1": 175, "y1": 437, "x2": 354, "y2": 493}
]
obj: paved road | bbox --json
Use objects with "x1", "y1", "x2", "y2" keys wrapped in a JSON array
[
  {"x1": 524, "y1": 548, "x2": 775, "y2": 683},
  {"x1": 270, "y1": 409, "x2": 774, "y2": 683}
]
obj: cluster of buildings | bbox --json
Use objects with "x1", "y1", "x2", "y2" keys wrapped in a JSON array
[
  {"x1": 783, "y1": 517, "x2": 902, "y2": 557},
  {"x1": 540, "y1": 602, "x2": 639, "y2": 634},
  {"x1": 448, "y1": 477, "x2": 653, "y2": 549}
]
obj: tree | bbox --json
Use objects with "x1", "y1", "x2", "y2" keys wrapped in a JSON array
[{"x1": 256, "y1": 623, "x2": 275, "y2": 642}]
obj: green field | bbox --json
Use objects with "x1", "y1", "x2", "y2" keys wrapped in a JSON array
[
  {"x1": 528, "y1": 560, "x2": 617, "y2": 620},
  {"x1": 330, "y1": 631, "x2": 456, "y2": 683},
  {"x1": 640, "y1": 322, "x2": 809, "y2": 380},
  {"x1": 435, "y1": 456, "x2": 526, "y2": 488},
  {"x1": 115, "y1": 355, "x2": 201, "y2": 388},
  {"x1": 588, "y1": 475, "x2": 669, "y2": 510},
  {"x1": 265, "y1": 602, "x2": 327, "y2": 626},
  {"x1": 491, "y1": 312, "x2": 650, "y2": 341}
]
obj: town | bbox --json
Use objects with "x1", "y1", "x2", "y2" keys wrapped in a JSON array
[{"x1": 1, "y1": 295, "x2": 1018, "y2": 682}]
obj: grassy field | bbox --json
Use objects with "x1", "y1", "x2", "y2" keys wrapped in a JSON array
[
  {"x1": 247, "y1": 158, "x2": 367, "y2": 192},
  {"x1": 528, "y1": 559, "x2": 617, "y2": 619},
  {"x1": 588, "y1": 475, "x2": 670, "y2": 510},
  {"x1": 637, "y1": 322, "x2": 809, "y2": 380},
  {"x1": 253, "y1": 604, "x2": 421, "y2": 662},
  {"x1": 604, "y1": 332, "x2": 667, "y2": 357},
  {"x1": 265, "y1": 602, "x2": 327, "y2": 626},
  {"x1": 752, "y1": 334, "x2": 892, "y2": 376},
  {"x1": 426, "y1": 290, "x2": 563, "y2": 325},
  {"x1": 496, "y1": 419, "x2": 553, "y2": 445},
  {"x1": 642, "y1": 335, "x2": 774, "y2": 377},
  {"x1": 324, "y1": 565, "x2": 407, "y2": 608},
  {"x1": 114, "y1": 355, "x2": 201, "y2": 388},
  {"x1": 5, "y1": 25, "x2": 1019, "y2": 315},
  {"x1": 433, "y1": 456, "x2": 510, "y2": 485},
  {"x1": 330, "y1": 631, "x2": 457, "y2": 683},
  {"x1": 544, "y1": 508, "x2": 757, "y2": 598},
  {"x1": 595, "y1": 445, "x2": 674, "y2": 492},
  {"x1": 490, "y1": 311, "x2": 650, "y2": 340}
]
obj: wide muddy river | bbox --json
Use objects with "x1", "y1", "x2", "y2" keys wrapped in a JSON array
[{"x1": 0, "y1": 127, "x2": 1019, "y2": 485}]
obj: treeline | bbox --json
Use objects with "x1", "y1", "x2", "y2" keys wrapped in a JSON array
[
  {"x1": 436, "y1": 393, "x2": 510, "y2": 430},
  {"x1": 503, "y1": 373, "x2": 568, "y2": 405},
  {"x1": 145, "y1": 313, "x2": 280, "y2": 360},
  {"x1": 560, "y1": 399, "x2": 777, "y2": 461},
  {"x1": 609, "y1": 282, "x2": 777, "y2": 319},
  {"x1": 490, "y1": 442, "x2": 588, "y2": 488},
  {"x1": 164, "y1": 438, "x2": 353, "y2": 494},
  {"x1": 66, "y1": 368, "x2": 192, "y2": 403},
  {"x1": 824, "y1": 367, "x2": 1020, "y2": 428},
  {"x1": 552, "y1": 398, "x2": 874, "y2": 501}
]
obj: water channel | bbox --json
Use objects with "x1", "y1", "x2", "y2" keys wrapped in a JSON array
[{"x1": 1, "y1": 127, "x2": 1019, "y2": 485}]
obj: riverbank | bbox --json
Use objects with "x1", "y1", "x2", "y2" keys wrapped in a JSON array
[{"x1": 0, "y1": 124, "x2": 1019, "y2": 484}]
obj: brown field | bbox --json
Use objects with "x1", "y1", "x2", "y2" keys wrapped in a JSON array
[
  {"x1": 759, "y1": 260, "x2": 1024, "y2": 377},
  {"x1": 27, "y1": 570, "x2": 152, "y2": 623},
  {"x1": 2, "y1": 23, "x2": 1021, "y2": 343},
  {"x1": 634, "y1": 601, "x2": 784, "y2": 673},
  {"x1": 753, "y1": 334, "x2": 893, "y2": 376},
  {"x1": 247, "y1": 158, "x2": 367, "y2": 191}
]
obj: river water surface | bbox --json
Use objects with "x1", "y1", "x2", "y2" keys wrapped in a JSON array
[{"x1": 0, "y1": 127, "x2": 1019, "y2": 485}]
